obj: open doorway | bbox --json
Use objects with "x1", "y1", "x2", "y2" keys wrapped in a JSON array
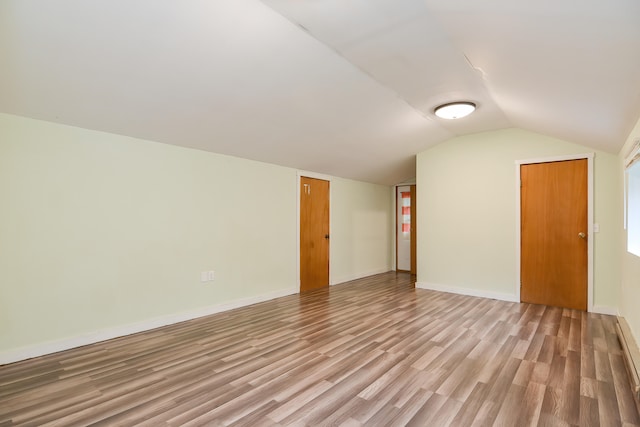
[{"x1": 396, "y1": 185, "x2": 416, "y2": 274}]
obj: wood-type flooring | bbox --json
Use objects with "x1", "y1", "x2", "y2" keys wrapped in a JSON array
[{"x1": 1, "y1": 272, "x2": 639, "y2": 426}]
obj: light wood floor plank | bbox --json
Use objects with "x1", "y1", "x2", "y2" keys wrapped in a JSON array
[{"x1": 1, "y1": 272, "x2": 638, "y2": 426}]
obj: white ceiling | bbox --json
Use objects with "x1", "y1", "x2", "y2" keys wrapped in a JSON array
[{"x1": 1, "y1": 0, "x2": 639, "y2": 185}]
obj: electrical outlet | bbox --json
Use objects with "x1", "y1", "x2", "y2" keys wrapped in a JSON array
[{"x1": 208, "y1": 270, "x2": 215, "y2": 281}]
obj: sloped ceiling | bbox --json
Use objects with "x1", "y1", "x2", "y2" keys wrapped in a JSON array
[{"x1": 1, "y1": 0, "x2": 639, "y2": 184}]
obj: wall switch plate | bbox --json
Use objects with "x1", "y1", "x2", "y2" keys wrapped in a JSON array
[
  {"x1": 201, "y1": 272, "x2": 208, "y2": 282},
  {"x1": 593, "y1": 223, "x2": 600, "y2": 233},
  {"x1": 207, "y1": 271, "x2": 215, "y2": 281}
]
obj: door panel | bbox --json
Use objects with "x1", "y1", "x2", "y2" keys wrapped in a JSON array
[
  {"x1": 520, "y1": 159, "x2": 588, "y2": 310},
  {"x1": 300, "y1": 177, "x2": 330, "y2": 292}
]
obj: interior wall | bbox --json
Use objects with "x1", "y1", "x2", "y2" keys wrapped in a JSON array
[
  {"x1": 619, "y1": 117, "x2": 640, "y2": 345},
  {"x1": 416, "y1": 128, "x2": 621, "y2": 311},
  {"x1": 331, "y1": 177, "x2": 392, "y2": 284},
  {"x1": 0, "y1": 113, "x2": 392, "y2": 361}
]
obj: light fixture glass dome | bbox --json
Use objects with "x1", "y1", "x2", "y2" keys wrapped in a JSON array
[{"x1": 434, "y1": 102, "x2": 476, "y2": 119}]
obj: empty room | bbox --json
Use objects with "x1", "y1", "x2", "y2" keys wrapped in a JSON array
[{"x1": 2, "y1": 0, "x2": 640, "y2": 426}]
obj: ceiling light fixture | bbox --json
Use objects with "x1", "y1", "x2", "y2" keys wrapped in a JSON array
[{"x1": 434, "y1": 102, "x2": 476, "y2": 119}]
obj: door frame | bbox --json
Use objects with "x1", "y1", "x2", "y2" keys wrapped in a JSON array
[
  {"x1": 297, "y1": 170, "x2": 332, "y2": 292},
  {"x1": 515, "y1": 153, "x2": 594, "y2": 311}
]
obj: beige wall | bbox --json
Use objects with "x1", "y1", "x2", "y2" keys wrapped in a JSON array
[
  {"x1": 416, "y1": 128, "x2": 621, "y2": 311},
  {"x1": 0, "y1": 113, "x2": 392, "y2": 360},
  {"x1": 331, "y1": 177, "x2": 392, "y2": 284},
  {"x1": 619, "y1": 117, "x2": 640, "y2": 345}
]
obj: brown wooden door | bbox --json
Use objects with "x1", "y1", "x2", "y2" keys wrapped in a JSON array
[
  {"x1": 300, "y1": 177, "x2": 330, "y2": 292},
  {"x1": 520, "y1": 159, "x2": 588, "y2": 310}
]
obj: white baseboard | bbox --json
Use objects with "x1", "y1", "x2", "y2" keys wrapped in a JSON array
[
  {"x1": 591, "y1": 305, "x2": 619, "y2": 316},
  {"x1": 416, "y1": 281, "x2": 519, "y2": 303},
  {"x1": 0, "y1": 287, "x2": 297, "y2": 366},
  {"x1": 417, "y1": 282, "x2": 619, "y2": 314},
  {"x1": 331, "y1": 268, "x2": 391, "y2": 286},
  {"x1": 616, "y1": 317, "x2": 640, "y2": 402}
]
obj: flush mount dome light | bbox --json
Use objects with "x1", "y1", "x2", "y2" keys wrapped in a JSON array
[{"x1": 434, "y1": 102, "x2": 476, "y2": 119}]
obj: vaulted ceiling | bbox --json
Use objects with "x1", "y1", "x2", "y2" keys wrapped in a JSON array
[{"x1": 2, "y1": 0, "x2": 639, "y2": 184}]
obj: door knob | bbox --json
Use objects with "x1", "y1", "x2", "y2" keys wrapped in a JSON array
[{"x1": 578, "y1": 232, "x2": 586, "y2": 239}]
